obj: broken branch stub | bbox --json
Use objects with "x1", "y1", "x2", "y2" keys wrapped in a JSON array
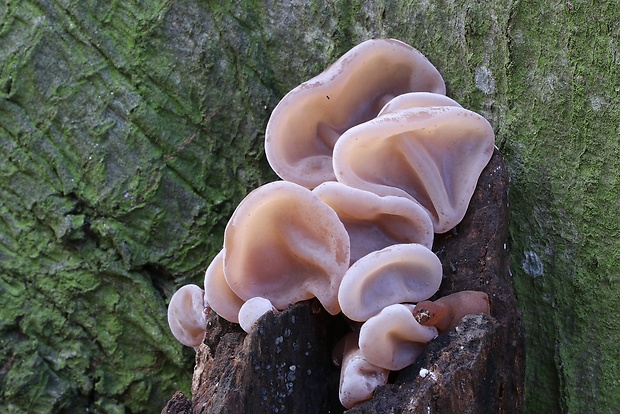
[{"x1": 163, "y1": 150, "x2": 525, "y2": 413}]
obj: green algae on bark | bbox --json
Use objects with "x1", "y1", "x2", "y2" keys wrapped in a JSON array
[
  {"x1": 1, "y1": 0, "x2": 275, "y2": 411},
  {"x1": 504, "y1": 2, "x2": 620, "y2": 412}
]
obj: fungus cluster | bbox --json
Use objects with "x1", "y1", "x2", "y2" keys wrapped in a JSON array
[{"x1": 167, "y1": 38, "x2": 494, "y2": 408}]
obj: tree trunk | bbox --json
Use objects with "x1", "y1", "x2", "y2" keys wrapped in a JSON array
[
  {"x1": 1, "y1": 1, "x2": 618, "y2": 413},
  {"x1": 163, "y1": 150, "x2": 525, "y2": 413}
]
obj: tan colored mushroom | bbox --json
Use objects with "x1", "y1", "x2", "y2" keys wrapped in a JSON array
[
  {"x1": 223, "y1": 181, "x2": 350, "y2": 315},
  {"x1": 334, "y1": 331, "x2": 389, "y2": 409},
  {"x1": 265, "y1": 38, "x2": 446, "y2": 189},
  {"x1": 412, "y1": 290, "x2": 491, "y2": 333},
  {"x1": 333, "y1": 105, "x2": 495, "y2": 233},
  {"x1": 377, "y1": 91, "x2": 461, "y2": 115},
  {"x1": 312, "y1": 181, "x2": 433, "y2": 264},
  {"x1": 167, "y1": 284, "x2": 208, "y2": 348},
  {"x1": 203, "y1": 249, "x2": 245, "y2": 323},
  {"x1": 238, "y1": 297, "x2": 277, "y2": 333},
  {"x1": 358, "y1": 303, "x2": 438, "y2": 371},
  {"x1": 337, "y1": 243, "x2": 443, "y2": 322}
]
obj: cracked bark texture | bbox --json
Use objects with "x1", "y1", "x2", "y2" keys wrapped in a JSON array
[{"x1": 1, "y1": 1, "x2": 619, "y2": 413}]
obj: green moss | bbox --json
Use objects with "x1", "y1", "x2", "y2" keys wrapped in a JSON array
[
  {"x1": 0, "y1": 1, "x2": 222, "y2": 411},
  {"x1": 505, "y1": 1, "x2": 620, "y2": 412}
]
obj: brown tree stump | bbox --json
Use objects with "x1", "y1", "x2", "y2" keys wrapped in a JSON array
[{"x1": 162, "y1": 149, "x2": 525, "y2": 413}]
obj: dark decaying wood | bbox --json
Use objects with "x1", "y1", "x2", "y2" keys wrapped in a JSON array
[
  {"x1": 162, "y1": 149, "x2": 525, "y2": 413},
  {"x1": 162, "y1": 391, "x2": 193, "y2": 414}
]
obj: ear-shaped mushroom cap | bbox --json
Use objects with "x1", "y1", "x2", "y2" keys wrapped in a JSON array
[
  {"x1": 238, "y1": 297, "x2": 276, "y2": 333},
  {"x1": 413, "y1": 290, "x2": 490, "y2": 333},
  {"x1": 265, "y1": 38, "x2": 446, "y2": 189},
  {"x1": 167, "y1": 284, "x2": 208, "y2": 348},
  {"x1": 359, "y1": 303, "x2": 438, "y2": 371},
  {"x1": 224, "y1": 181, "x2": 350, "y2": 315},
  {"x1": 336, "y1": 331, "x2": 389, "y2": 409},
  {"x1": 333, "y1": 105, "x2": 495, "y2": 233},
  {"x1": 338, "y1": 243, "x2": 442, "y2": 322},
  {"x1": 204, "y1": 250, "x2": 245, "y2": 323},
  {"x1": 377, "y1": 91, "x2": 461, "y2": 116},
  {"x1": 312, "y1": 181, "x2": 433, "y2": 264}
]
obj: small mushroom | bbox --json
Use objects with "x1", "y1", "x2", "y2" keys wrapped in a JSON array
[
  {"x1": 223, "y1": 181, "x2": 350, "y2": 315},
  {"x1": 167, "y1": 284, "x2": 208, "y2": 348},
  {"x1": 238, "y1": 297, "x2": 277, "y2": 333},
  {"x1": 312, "y1": 181, "x2": 434, "y2": 264},
  {"x1": 333, "y1": 105, "x2": 495, "y2": 233},
  {"x1": 334, "y1": 332, "x2": 389, "y2": 409},
  {"x1": 358, "y1": 303, "x2": 438, "y2": 371},
  {"x1": 204, "y1": 249, "x2": 245, "y2": 323},
  {"x1": 412, "y1": 290, "x2": 491, "y2": 333},
  {"x1": 265, "y1": 38, "x2": 446, "y2": 189},
  {"x1": 338, "y1": 243, "x2": 443, "y2": 322}
]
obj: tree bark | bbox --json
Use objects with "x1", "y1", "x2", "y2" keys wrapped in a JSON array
[{"x1": 1, "y1": 1, "x2": 618, "y2": 413}]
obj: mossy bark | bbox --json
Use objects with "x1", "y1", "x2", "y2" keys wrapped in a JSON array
[{"x1": 1, "y1": 1, "x2": 618, "y2": 413}]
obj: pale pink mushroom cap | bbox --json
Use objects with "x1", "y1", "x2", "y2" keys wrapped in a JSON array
[
  {"x1": 338, "y1": 243, "x2": 443, "y2": 322},
  {"x1": 223, "y1": 181, "x2": 350, "y2": 315},
  {"x1": 359, "y1": 303, "x2": 438, "y2": 371},
  {"x1": 204, "y1": 250, "x2": 245, "y2": 323},
  {"x1": 238, "y1": 297, "x2": 276, "y2": 333},
  {"x1": 337, "y1": 332, "x2": 389, "y2": 409},
  {"x1": 333, "y1": 105, "x2": 495, "y2": 233},
  {"x1": 167, "y1": 284, "x2": 208, "y2": 348},
  {"x1": 377, "y1": 91, "x2": 462, "y2": 116},
  {"x1": 312, "y1": 181, "x2": 433, "y2": 264},
  {"x1": 265, "y1": 38, "x2": 446, "y2": 189}
]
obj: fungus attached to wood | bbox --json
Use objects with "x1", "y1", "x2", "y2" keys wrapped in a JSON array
[
  {"x1": 312, "y1": 181, "x2": 433, "y2": 264},
  {"x1": 333, "y1": 105, "x2": 495, "y2": 233},
  {"x1": 203, "y1": 249, "x2": 245, "y2": 323},
  {"x1": 337, "y1": 243, "x2": 443, "y2": 322},
  {"x1": 358, "y1": 303, "x2": 438, "y2": 371},
  {"x1": 163, "y1": 37, "x2": 519, "y2": 413},
  {"x1": 412, "y1": 290, "x2": 491, "y2": 333},
  {"x1": 167, "y1": 284, "x2": 208, "y2": 348},
  {"x1": 335, "y1": 331, "x2": 390, "y2": 409},
  {"x1": 238, "y1": 297, "x2": 277, "y2": 333},
  {"x1": 265, "y1": 38, "x2": 446, "y2": 189},
  {"x1": 223, "y1": 180, "x2": 350, "y2": 315}
]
